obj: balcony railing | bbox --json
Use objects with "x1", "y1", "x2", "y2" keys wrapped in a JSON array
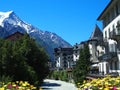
[
  {"x1": 109, "y1": 29, "x2": 116, "y2": 39},
  {"x1": 98, "y1": 52, "x2": 117, "y2": 61},
  {"x1": 110, "y1": 30, "x2": 120, "y2": 41}
]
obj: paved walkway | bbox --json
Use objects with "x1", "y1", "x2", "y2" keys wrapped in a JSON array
[{"x1": 41, "y1": 79, "x2": 77, "y2": 90}]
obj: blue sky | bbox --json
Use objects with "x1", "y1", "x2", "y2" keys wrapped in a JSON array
[{"x1": 0, "y1": 0, "x2": 110, "y2": 45}]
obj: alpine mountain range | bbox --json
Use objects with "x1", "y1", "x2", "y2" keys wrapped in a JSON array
[{"x1": 0, "y1": 11, "x2": 72, "y2": 61}]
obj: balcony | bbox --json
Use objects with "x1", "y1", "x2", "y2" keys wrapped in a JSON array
[
  {"x1": 109, "y1": 23, "x2": 120, "y2": 42},
  {"x1": 98, "y1": 52, "x2": 117, "y2": 61}
]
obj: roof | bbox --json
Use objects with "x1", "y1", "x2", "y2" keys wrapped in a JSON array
[
  {"x1": 89, "y1": 25, "x2": 103, "y2": 41},
  {"x1": 5, "y1": 31, "x2": 24, "y2": 39},
  {"x1": 97, "y1": 0, "x2": 115, "y2": 20}
]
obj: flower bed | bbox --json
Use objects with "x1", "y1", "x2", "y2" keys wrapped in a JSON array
[
  {"x1": 78, "y1": 75, "x2": 120, "y2": 90},
  {"x1": 0, "y1": 81, "x2": 37, "y2": 90}
]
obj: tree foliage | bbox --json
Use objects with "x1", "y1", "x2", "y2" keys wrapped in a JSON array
[
  {"x1": 51, "y1": 70, "x2": 68, "y2": 81},
  {"x1": 0, "y1": 34, "x2": 49, "y2": 85},
  {"x1": 73, "y1": 44, "x2": 91, "y2": 87}
]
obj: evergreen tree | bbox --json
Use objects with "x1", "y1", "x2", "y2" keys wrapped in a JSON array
[
  {"x1": 73, "y1": 44, "x2": 91, "y2": 87},
  {"x1": 0, "y1": 34, "x2": 49, "y2": 85}
]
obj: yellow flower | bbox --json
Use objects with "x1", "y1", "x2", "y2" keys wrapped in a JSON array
[
  {"x1": 22, "y1": 83, "x2": 27, "y2": 87},
  {"x1": 99, "y1": 87, "x2": 103, "y2": 90},
  {"x1": 0, "y1": 87, "x2": 4, "y2": 90},
  {"x1": 30, "y1": 85, "x2": 34, "y2": 88},
  {"x1": 104, "y1": 87, "x2": 110, "y2": 90},
  {"x1": 83, "y1": 80, "x2": 86, "y2": 84},
  {"x1": 86, "y1": 83, "x2": 91, "y2": 86},
  {"x1": 16, "y1": 81, "x2": 19, "y2": 84},
  {"x1": 83, "y1": 86, "x2": 87, "y2": 89},
  {"x1": 32, "y1": 86, "x2": 37, "y2": 89},
  {"x1": 116, "y1": 87, "x2": 120, "y2": 89},
  {"x1": 105, "y1": 81, "x2": 108, "y2": 85}
]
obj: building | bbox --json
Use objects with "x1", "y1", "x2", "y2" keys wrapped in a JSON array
[
  {"x1": 73, "y1": 43, "x2": 80, "y2": 63},
  {"x1": 5, "y1": 31, "x2": 24, "y2": 40},
  {"x1": 54, "y1": 47, "x2": 73, "y2": 70},
  {"x1": 97, "y1": 0, "x2": 120, "y2": 75},
  {"x1": 88, "y1": 25, "x2": 105, "y2": 74},
  {"x1": 88, "y1": 25, "x2": 104, "y2": 63},
  {"x1": 73, "y1": 42, "x2": 85, "y2": 61}
]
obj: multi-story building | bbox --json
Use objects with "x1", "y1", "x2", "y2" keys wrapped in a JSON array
[
  {"x1": 88, "y1": 25, "x2": 104, "y2": 63},
  {"x1": 97, "y1": 0, "x2": 120, "y2": 75},
  {"x1": 73, "y1": 42, "x2": 86, "y2": 62},
  {"x1": 54, "y1": 47, "x2": 73, "y2": 70},
  {"x1": 73, "y1": 43, "x2": 80, "y2": 63},
  {"x1": 88, "y1": 25, "x2": 105, "y2": 74}
]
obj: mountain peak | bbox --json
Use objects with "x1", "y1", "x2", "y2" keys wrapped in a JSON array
[
  {"x1": 0, "y1": 11, "x2": 72, "y2": 60},
  {"x1": 0, "y1": 11, "x2": 15, "y2": 26},
  {"x1": 0, "y1": 11, "x2": 14, "y2": 16},
  {"x1": 0, "y1": 11, "x2": 14, "y2": 19}
]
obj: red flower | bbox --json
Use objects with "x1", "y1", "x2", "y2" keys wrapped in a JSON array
[{"x1": 7, "y1": 84, "x2": 12, "y2": 89}]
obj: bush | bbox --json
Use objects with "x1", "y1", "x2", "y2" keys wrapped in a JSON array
[
  {"x1": 51, "y1": 70, "x2": 68, "y2": 82},
  {"x1": 0, "y1": 75, "x2": 13, "y2": 84}
]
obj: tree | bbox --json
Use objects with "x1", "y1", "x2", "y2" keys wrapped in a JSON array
[
  {"x1": 20, "y1": 35, "x2": 50, "y2": 84},
  {"x1": 73, "y1": 44, "x2": 91, "y2": 87},
  {"x1": 0, "y1": 34, "x2": 50, "y2": 85}
]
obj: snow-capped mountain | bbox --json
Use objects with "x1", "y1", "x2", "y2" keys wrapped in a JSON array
[{"x1": 0, "y1": 11, "x2": 72, "y2": 60}]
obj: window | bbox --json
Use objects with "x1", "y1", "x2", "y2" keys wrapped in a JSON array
[
  {"x1": 110, "y1": 61, "x2": 113, "y2": 70},
  {"x1": 115, "y1": 61, "x2": 118, "y2": 70},
  {"x1": 115, "y1": 3, "x2": 119, "y2": 16},
  {"x1": 111, "y1": 8, "x2": 114, "y2": 20},
  {"x1": 108, "y1": 28, "x2": 110, "y2": 38},
  {"x1": 112, "y1": 25, "x2": 115, "y2": 31},
  {"x1": 75, "y1": 50, "x2": 77, "y2": 53},
  {"x1": 108, "y1": 12, "x2": 110, "y2": 23},
  {"x1": 105, "y1": 31, "x2": 107, "y2": 38},
  {"x1": 75, "y1": 46, "x2": 78, "y2": 49},
  {"x1": 103, "y1": 18, "x2": 106, "y2": 28},
  {"x1": 102, "y1": 46, "x2": 104, "y2": 50},
  {"x1": 115, "y1": 43, "x2": 117, "y2": 52},
  {"x1": 96, "y1": 51, "x2": 99, "y2": 56},
  {"x1": 116, "y1": 21, "x2": 120, "y2": 35},
  {"x1": 118, "y1": 2, "x2": 120, "y2": 14},
  {"x1": 109, "y1": 44, "x2": 115, "y2": 52}
]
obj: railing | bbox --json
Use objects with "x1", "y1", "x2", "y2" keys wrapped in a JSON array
[
  {"x1": 109, "y1": 29, "x2": 115, "y2": 39},
  {"x1": 86, "y1": 73, "x2": 104, "y2": 79},
  {"x1": 98, "y1": 52, "x2": 117, "y2": 61},
  {"x1": 109, "y1": 23, "x2": 120, "y2": 40},
  {"x1": 86, "y1": 72, "x2": 119, "y2": 80}
]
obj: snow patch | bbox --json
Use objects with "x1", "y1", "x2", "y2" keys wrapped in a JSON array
[{"x1": 0, "y1": 11, "x2": 13, "y2": 26}]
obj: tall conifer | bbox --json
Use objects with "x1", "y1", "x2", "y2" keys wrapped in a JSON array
[{"x1": 73, "y1": 44, "x2": 91, "y2": 87}]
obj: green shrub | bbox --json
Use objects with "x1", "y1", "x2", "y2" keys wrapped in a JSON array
[
  {"x1": 51, "y1": 70, "x2": 68, "y2": 82},
  {"x1": 0, "y1": 75, "x2": 13, "y2": 84}
]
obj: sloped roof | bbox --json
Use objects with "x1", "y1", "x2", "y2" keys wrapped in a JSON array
[
  {"x1": 89, "y1": 25, "x2": 103, "y2": 41},
  {"x1": 5, "y1": 31, "x2": 24, "y2": 40},
  {"x1": 97, "y1": 0, "x2": 116, "y2": 20}
]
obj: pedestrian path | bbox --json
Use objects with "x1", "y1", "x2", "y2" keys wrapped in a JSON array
[{"x1": 41, "y1": 79, "x2": 77, "y2": 90}]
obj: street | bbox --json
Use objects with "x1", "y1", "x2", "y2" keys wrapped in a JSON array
[{"x1": 41, "y1": 79, "x2": 77, "y2": 90}]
